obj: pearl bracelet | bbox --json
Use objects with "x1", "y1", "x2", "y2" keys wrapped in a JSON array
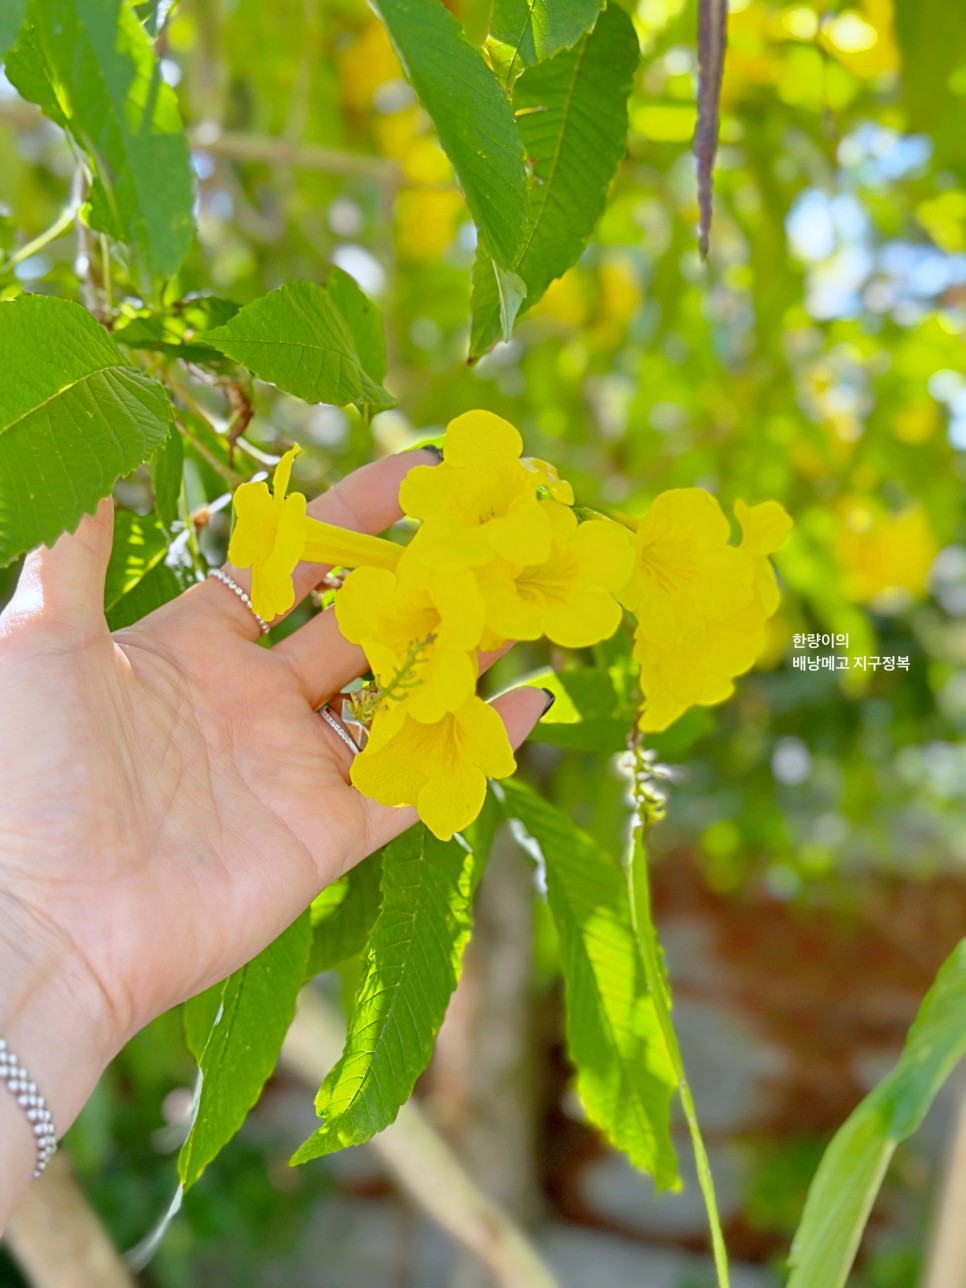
[{"x1": 0, "y1": 1038, "x2": 57, "y2": 1179}]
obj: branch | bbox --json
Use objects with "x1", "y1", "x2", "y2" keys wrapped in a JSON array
[
  {"x1": 281, "y1": 989, "x2": 558, "y2": 1288},
  {"x1": 4, "y1": 1153, "x2": 134, "y2": 1288},
  {"x1": 189, "y1": 127, "x2": 399, "y2": 182}
]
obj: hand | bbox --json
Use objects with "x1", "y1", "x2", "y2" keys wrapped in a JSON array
[{"x1": 0, "y1": 447, "x2": 547, "y2": 1180}]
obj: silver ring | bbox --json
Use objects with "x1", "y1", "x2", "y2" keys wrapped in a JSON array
[
  {"x1": 208, "y1": 569, "x2": 271, "y2": 635},
  {"x1": 318, "y1": 704, "x2": 363, "y2": 755}
]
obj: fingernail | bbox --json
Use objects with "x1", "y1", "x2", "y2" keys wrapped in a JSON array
[
  {"x1": 539, "y1": 687, "x2": 556, "y2": 715},
  {"x1": 420, "y1": 444, "x2": 444, "y2": 463}
]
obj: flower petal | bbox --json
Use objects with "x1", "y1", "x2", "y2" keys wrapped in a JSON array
[
  {"x1": 416, "y1": 760, "x2": 487, "y2": 841},
  {"x1": 228, "y1": 481, "x2": 277, "y2": 567},
  {"x1": 443, "y1": 409, "x2": 523, "y2": 468},
  {"x1": 735, "y1": 499, "x2": 793, "y2": 556}
]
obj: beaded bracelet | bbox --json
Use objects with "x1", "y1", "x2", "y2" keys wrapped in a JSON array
[{"x1": 0, "y1": 1038, "x2": 57, "y2": 1179}]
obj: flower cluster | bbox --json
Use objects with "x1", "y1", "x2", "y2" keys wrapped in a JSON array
[{"x1": 228, "y1": 412, "x2": 791, "y2": 838}]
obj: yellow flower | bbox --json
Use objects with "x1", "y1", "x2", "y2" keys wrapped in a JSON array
[
  {"x1": 335, "y1": 549, "x2": 485, "y2": 722},
  {"x1": 621, "y1": 489, "x2": 792, "y2": 732},
  {"x1": 350, "y1": 697, "x2": 516, "y2": 840},
  {"x1": 400, "y1": 411, "x2": 556, "y2": 568},
  {"x1": 478, "y1": 502, "x2": 634, "y2": 648},
  {"x1": 835, "y1": 502, "x2": 936, "y2": 605},
  {"x1": 228, "y1": 446, "x2": 401, "y2": 621}
]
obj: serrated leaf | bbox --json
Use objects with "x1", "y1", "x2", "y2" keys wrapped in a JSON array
[
  {"x1": 486, "y1": 0, "x2": 602, "y2": 85},
  {"x1": 104, "y1": 511, "x2": 177, "y2": 630},
  {"x1": 292, "y1": 826, "x2": 476, "y2": 1163},
  {"x1": 114, "y1": 297, "x2": 240, "y2": 362},
  {"x1": 371, "y1": 0, "x2": 528, "y2": 271},
  {"x1": 4, "y1": 25, "x2": 66, "y2": 127},
  {"x1": 789, "y1": 938, "x2": 966, "y2": 1288},
  {"x1": 307, "y1": 851, "x2": 383, "y2": 978},
  {"x1": 19, "y1": 0, "x2": 195, "y2": 282},
  {"x1": 201, "y1": 280, "x2": 395, "y2": 413},
  {"x1": 471, "y1": 5, "x2": 638, "y2": 356},
  {"x1": 0, "y1": 296, "x2": 173, "y2": 568},
  {"x1": 499, "y1": 779, "x2": 678, "y2": 1186},
  {"x1": 0, "y1": 0, "x2": 26, "y2": 62},
  {"x1": 324, "y1": 266, "x2": 388, "y2": 384},
  {"x1": 151, "y1": 426, "x2": 183, "y2": 529},
  {"x1": 179, "y1": 911, "x2": 311, "y2": 1188}
]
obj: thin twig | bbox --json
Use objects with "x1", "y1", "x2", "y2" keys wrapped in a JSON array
[
  {"x1": 189, "y1": 127, "x2": 399, "y2": 182},
  {"x1": 282, "y1": 989, "x2": 559, "y2": 1288},
  {"x1": 5, "y1": 1153, "x2": 134, "y2": 1288}
]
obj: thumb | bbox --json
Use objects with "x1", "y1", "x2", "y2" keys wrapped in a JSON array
[{"x1": 9, "y1": 498, "x2": 114, "y2": 634}]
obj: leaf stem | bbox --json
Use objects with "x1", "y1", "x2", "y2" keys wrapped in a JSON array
[{"x1": 0, "y1": 203, "x2": 78, "y2": 274}]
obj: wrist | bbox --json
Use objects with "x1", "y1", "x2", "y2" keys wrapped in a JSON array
[{"x1": 0, "y1": 893, "x2": 118, "y2": 1149}]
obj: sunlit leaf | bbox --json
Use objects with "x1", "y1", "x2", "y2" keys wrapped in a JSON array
[
  {"x1": 499, "y1": 780, "x2": 679, "y2": 1186},
  {"x1": 789, "y1": 938, "x2": 966, "y2": 1288},
  {"x1": 201, "y1": 280, "x2": 395, "y2": 413},
  {"x1": 471, "y1": 5, "x2": 638, "y2": 356},
  {"x1": 306, "y1": 851, "x2": 383, "y2": 978},
  {"x1": 179, "y1": 912, "x2": 311, "y2": 1188},
  {"x1": 292, "y1": 826, "x2": 475, "y2": 1162},
  {"x1": 0, "y1": 0, "x2": 26, "y2": 62},
  {"x1": 16, "y1": 0, "x2": 195, "y2": 281},
  {"x1": 371, "y1": 0, "x2": 529, "y2": 271},
  {"x1": 0, "y1": 296, "x2": 172, "y2": 567},
  {"x1": 486, "y1": 0, "x2": 601, "y2": 85},
  {"x1": 104, "y1": 511, "x2": 180, "y2": 630}
]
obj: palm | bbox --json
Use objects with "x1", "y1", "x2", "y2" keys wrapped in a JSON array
[
  {"x1": 0, "y1": 449, "x2": 542, "y2": 1048},
  {"x1": 1, "y1": 585, "x2": 367, "y2": 1044}
]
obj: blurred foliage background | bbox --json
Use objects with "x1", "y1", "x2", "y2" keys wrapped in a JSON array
[{"x1": 3, "y1": 0, "x2": 966, "y2": 1284}]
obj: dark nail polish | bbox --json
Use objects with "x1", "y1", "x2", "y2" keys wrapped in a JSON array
[
  {"x1": 539, "y1": 688, "x2": 556, "y2": 715},
  {"x1": 421, "y1": 444, "x2": 444, "y2": 463}
]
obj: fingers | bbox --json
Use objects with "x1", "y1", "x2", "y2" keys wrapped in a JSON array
[
  {"x1": 357, "y1": 685, "x2": 553, "y2": 854},
  {"x1": 7, "y1": 498, "x2": 114, "y2": 636},
  {"x1": 202, "y1": 447, "x2": 438, "y2": 638}
]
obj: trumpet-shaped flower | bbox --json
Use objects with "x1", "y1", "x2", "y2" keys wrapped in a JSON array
[
  {"x1": 335, "y1": 550, "x2": 486, "y2": 722},
  {"x1": 620, "y1": 489, "x2": 791, "y2": 732},
  {"x1": 478, "y1": 502, "x2": 634, "y2": 648},
  {"x1": 350, "y1": 696, "x2": 516, "y2": 840},
  {"x1": 228, "y1": 445, "x2": 401, "y2": 621},
  {"x1": 400, "y1": 410, "x2": 555, "y2": 568}
]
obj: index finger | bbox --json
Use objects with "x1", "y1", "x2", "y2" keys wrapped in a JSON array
[{"x1": 202, "y1": 445, "x2": 440, "y2": 636}]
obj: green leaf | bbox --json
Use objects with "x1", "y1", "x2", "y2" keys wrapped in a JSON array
[
  {"x1": 19, "y1": 0, "x2": 195, "y2": 282},
  {"x1": 789, "y1": 938, "x2": 966, "y2": 1288},
  {"x1": 179, "y1": 912, "x2": 311, "y2": 1188},
  {"x1": 151, "y1": 427, "x2": 183, "y2": 529},
  {"x1": 324, "y1": 266, "x2": 389, "y2": 384},
  {"x1": 0, "y1": 0, "x2": 26, "y2": 62},
  {"x1": 4, "y1": 26, "x2": 67, "y2": 127},
  {"x1": 292, "y1": 826, "x2": 476, "y2": 1163},
  {"x1": 306, "y1": 852, "x2": 383, "y2": 978},
  {"x1": 471, "y1": 5, "x2": 638, "y2": 356},
  {"x1": 104, "y1": 511, "x2": 180, "y2": 630},
  {"x1": 114, "y1": 297, "x2": 240, "y2": 362},
  {"x1": 0, "y1": 296, "x2": 173, "y2": 568},
  {"x1": 371, "y1": 0, "x2": 528, "y2": 271},
  {"x1": 486, "y1": 0, "x2": 602, "y2": 85},
  {"x1": 499, "y1": 780, "x2": 678, "y2": 1186},
  {"x1": 201, "y1": 280, "x2": 395, "y2": 413},
  {"x1": 628, "y1": 832, "x2": 729, "y2": 1286}
]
